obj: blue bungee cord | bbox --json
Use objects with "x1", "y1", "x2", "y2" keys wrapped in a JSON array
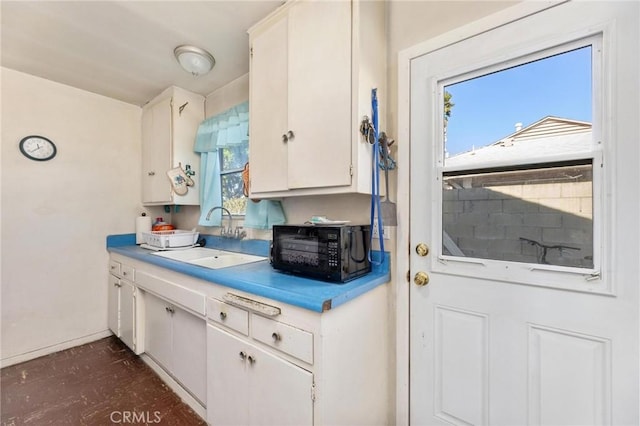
[{"x1": 369, "y1": 88, "x2": 384, "y2": 265}]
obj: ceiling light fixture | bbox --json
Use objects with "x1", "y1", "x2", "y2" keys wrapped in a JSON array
[{"x1": 174, "y1": 45, "x2": 216, "y2": 77}]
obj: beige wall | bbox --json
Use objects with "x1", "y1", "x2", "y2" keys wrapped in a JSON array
[
  {"x1": 1, "y1": 68, "x2": 142, "y2": 364},
  {"x1": 205, "y1": 73, "x2": 250, "y2": 118}
]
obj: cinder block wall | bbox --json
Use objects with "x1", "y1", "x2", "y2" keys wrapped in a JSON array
[{"x1": 443, "y1": 182, "x2": 593, "y2": 268}]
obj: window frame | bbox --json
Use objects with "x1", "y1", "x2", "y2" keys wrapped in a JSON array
[{"x1": 429, "y1": 34, "x2": 608, "y2": 293}]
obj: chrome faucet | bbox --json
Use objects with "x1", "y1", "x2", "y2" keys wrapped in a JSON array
[
  {"x1": 205, "y1": 206, "x2": 245, "y2": 239},
  {"x1": 206, "y1": 206, "x2": 232, "y2": 236}
]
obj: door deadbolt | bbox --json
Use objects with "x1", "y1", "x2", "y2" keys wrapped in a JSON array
[
  {"x1": 416, "y1": 243, "x2": 429, "y2": 257},
  {"x1": 414, "y1": 271, "x2": 430, "y2": 287}
]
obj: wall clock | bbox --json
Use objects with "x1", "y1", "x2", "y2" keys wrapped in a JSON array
[{"x1": 19, "y1": 135, "x2": 57, "y2": 161}]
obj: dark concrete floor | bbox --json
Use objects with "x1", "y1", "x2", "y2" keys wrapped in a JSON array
[{"x1": 1, "y1": 336, "x2": 206, "y2": 425}]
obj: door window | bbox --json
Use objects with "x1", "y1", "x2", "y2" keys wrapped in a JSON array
[{"x1": 436, "y1": 36, "x2": 602, "y2": 281}]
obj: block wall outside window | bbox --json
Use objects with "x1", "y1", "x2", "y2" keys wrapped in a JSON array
[{"x1": 443, "y1": 163, "x2": 593, "y2": 268}]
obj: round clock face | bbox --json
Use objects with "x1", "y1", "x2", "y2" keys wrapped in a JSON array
[{"x1": 19, "y1": 135, "x2": 57, "y2": 161}]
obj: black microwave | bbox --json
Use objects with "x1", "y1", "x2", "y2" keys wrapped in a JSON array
[{"x1": 270, "y1": 224, "x2": 371, "y2": 283}]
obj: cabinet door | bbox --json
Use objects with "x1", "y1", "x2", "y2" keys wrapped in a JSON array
[
  {"x1": 143, "y1": 291, "x2": 173, "y2": 370},
  {"x1": 119, "y1": 280, "x2": 135, "y2": 352},
  {"x1": 248, "y1": 340, "x2": 314, "y2": 426},
  {"x1": 171, "y1": 307, "x2": 207, "y2": 405},
  {"x1": 142, "y1": 97, "x2": 172, "y2": 204},
  {"x1": 108, "y1": 275, "x2": 120, "y2": 336},
  {"x1": 207, "y1": 325, "x2": 250, "y2": 426},
  {"x1": 287, "y1": 0, "x2": 352, "y2": 190},
  {"x1": 249, "y1": 15, "x2": 289, "y2": 194}
]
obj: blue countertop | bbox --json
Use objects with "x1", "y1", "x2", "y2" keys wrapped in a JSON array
[{"x1": 107, "y1": 234, "x2": 390, "y2": 313}]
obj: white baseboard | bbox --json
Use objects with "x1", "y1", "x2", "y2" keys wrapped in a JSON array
[
  {"x1": 0, "y1": 330, "x2": 113, "y2": 368},
  {"x1": 140, "y1": 353, "x2": 206, "y2": 421}
]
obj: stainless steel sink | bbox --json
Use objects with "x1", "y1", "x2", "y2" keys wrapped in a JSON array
[{"x1": 150, "y1": 247, "x2": 267, "y2": 270}]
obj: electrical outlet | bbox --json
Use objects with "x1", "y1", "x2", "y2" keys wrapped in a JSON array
[
  {"x1": 372, "y1": 221, "x2": 380, "y2": 239},
  {"x1": 371, "y1": 220, "x2": 391, "y2": 240}
]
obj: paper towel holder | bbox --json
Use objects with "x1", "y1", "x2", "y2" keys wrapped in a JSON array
[{"x1": 136, "y1": 212, "x2": 153, "y2": 245}]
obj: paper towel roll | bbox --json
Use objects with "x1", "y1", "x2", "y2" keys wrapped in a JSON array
[{"x1": 136, "y1": 215, "x2": 152, "y2": 244}]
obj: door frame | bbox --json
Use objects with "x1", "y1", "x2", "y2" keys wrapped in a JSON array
[{"x1": 395, "y1": 2, "x2": 570, "y2": 424}]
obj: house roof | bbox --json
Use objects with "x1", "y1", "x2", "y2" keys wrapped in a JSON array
[{"x1": 445, "y1": 116, "x2": 592, "y2": 167}]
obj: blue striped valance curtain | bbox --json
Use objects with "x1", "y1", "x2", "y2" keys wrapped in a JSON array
[{"x1": 194, "y1": 102, "x2": 249, "y2": 226}]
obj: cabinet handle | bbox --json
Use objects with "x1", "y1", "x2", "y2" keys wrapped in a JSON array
[
  {"x1": 247, "y1": 355, "x2": 256, "y2": 365},
  {"x1": 219, "y1": 312, "x2": 227, "y2": 321},
  {"x1": 287, "y1": 130, "x2": 295, "y2": 140},
  {"x1": 122, "y1": 271, "x2": 128, "y2": 276},
  {"x1": 114, "y1": 282, "x2": 122, "y2": 288},
  {"x1": 148, "y1": 171, "x2": 155, "y2": 176},
  {"x1": 239, "y1": 351, "x2": 247, "y2": 361},
  {"x1": 282, "y1": 133, "x2": 288, "y2": 143},
  {"x1": 271, "y1": 332, "x2": 281, "y2": 342},
  {"x1": 165, "y1": 306, "x2": 175, "y2": 314}
]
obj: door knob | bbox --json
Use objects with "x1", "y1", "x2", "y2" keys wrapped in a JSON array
[
  {"x1": 416, "y1": 243, "x2": 430, "y2": 257},
  {"x1": 414, "y1": 271, "x2": 430, "y2": 286}
]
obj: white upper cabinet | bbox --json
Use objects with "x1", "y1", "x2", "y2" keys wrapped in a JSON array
[
  {"x1": 248, "y1": 0, "x2": 386, "y2": 198},
  {"x1": 141, "y1": 86, "x2": 204, "y2": 205}
]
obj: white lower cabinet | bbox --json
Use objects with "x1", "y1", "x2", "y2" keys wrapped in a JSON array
[
  {"x1": 143, "y1": 291, "x2": 207, "y2": 405},
  {"x1": 207, "y1": 324, "x2": 313, "y2": 426},
  {"x1": 109, "y1": 252, "x2": 389, "y2": 425},
  {"x1": 108, "y1": 261, "x2": 140, "y2": 354}
]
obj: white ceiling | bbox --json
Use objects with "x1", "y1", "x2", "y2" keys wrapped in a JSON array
[{"x1": 1, "y1": 1, "x2": 283, "y2": 106}]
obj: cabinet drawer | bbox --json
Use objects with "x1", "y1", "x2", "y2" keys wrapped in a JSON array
[
  {"x1": 121, "y1": 264, "x2": 135, "y2": 282},
  {"x1": 109, "y1": 260, "x2": 121, "y2": 277},
  {"x1": 136, "y1": 270, "x2": 205, "y2": 316},
  {"x1": 207, "y1": 298, "x2": 249, "y2": 336},
  {"x1": 251, "y1": 315, "x2": 313, "y2": 364}
]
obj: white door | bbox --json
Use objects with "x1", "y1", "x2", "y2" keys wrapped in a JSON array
[
  {"x1": 207, "y1": 325, "x2": 250, "y2": 426},
  {"x1": 171, "y1": 306, "x2": 207, "y2": 404},
  {"x1": 287, "y1": 0, "x2": 351, "y2": 190},
  {"x1": 141, "y1": 97, "x2": 172, "y2": 204},
  {"x1": 143, "y1": 291, "x2": 173, "y2": 371},
  {"x1": 119, "y1": 280, "x2": 135, "y2": 352},
  {"x1": 409, "y1": 2, "x2": 639, "y2": 425},
  {"x1": 107, "y1": 274, "x2": 120, "y2": 337},
  {"x1": 249, "y1": 13, "x2": 289, "y2": 194},
  {"x1": 247, "y1": 339, "x2": 313, "y2": 426}
]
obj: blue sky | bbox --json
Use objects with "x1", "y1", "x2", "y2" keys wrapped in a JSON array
[{"x1": 445, "y1": 46, "x2": 592, "y2": 156}]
